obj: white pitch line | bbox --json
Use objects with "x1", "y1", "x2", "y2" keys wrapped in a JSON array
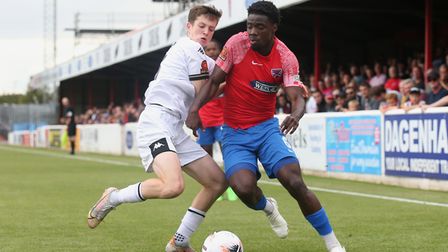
[
  {"x1": 258, "y1": 180, "x2": 448, "y2": 208},
  {"x1": 0, "y1": 145, "x2": 141, "y2": 168},
  {"x1": 2, "y1": 145, "x2": 448, "y2": 208}
]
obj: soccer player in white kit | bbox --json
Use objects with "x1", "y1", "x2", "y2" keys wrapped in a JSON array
[{"x1": 86, "y1": 5, "x2": 227, "y2": 252}]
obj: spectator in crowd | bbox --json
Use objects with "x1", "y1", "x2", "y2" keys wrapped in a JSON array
[
  {"x1": 334, "y1": 91, "x2": 347, "y2": 112},
  {"x1": 398, "y1": 79, "x2": 415, "y2": 107},
  {"x1": 439, "y1": 64, "x2": 448, "y2": 89},
  {"x1": 384, "y1": 65, "x2": 400, "y2": 92},
  {"x1": 330, "y1": 72, "x2": 341, "y2": 90},
  {"x1": 402, "y1": 87, "x2": 426, "y2": 111},
  {"x1": 324, "y1": 93, "x2": 336, "y2": 112},
  {"x1": 370, "y1": 63, "x2": 386, "y2": 87},
  {"x1": 364, "y1": 66, "x2": 374, "y2": 84},
  {"x1": 380, "y1": 92, "x2": 399, "y2": 113},
  {"x1": 410, "y1": 66, "x2": 425, "y2": 90},
  {"x1": 312, "y1": 90, "x2": 327, "y2": 112},
  {"x1": 344, "y1": 86, "x2": 363, "y2": 109},
  {"x1": 350, "y1": 64, "x2": 364, "y2": 85},
  {"x1": 346, "y1": 99, "x2": 360, "y2": 112},
  {"x1": 422, "y1": 94, "x2": 448, "y2": 109},
  {"x1": 358, "y1": 82, "x2": 373, "y2": 110},
  {"x1": 276, "y1": 94, "x2": 292, "y2": 114},
  {"x1": 397, "y1": 62, "x2": 408, "y2": 79},
  {"x1": 369, "y1": 86, "x2": 387, "y2": 110},
  {"x1": 426, "y1": 70, "x2": 448, "y2": 104},
  {"x1": 306, "y1": 88, "x2": 317, "y2": 113},
  {"x1": 321, "y1": 75, "x2": 334, "y2": 96},
  {"x1": 341, "y1": 72, "x2": 352, "y2": 89}
]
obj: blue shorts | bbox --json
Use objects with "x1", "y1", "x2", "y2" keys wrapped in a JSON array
[
  {"x1": 222, "y1": 117, "x2": 298, "y2": 180},
  {"x1": 196, "y1": 126, "x2": 223, "y2": 146}
]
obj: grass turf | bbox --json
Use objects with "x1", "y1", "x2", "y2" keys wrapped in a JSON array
[{"x1": 0, "y1": 145, "x2": 447, "y2": 251}]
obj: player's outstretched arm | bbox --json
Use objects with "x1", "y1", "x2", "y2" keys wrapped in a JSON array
[
  {"x1": 186, "y1": 66, "x2": 226, "y2": 136},
  {"x1": 280, "y1": 86, "x2": 306, "y2": 135}
]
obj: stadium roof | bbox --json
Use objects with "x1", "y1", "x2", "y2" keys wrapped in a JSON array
[{"x1": 29, "y1": 0, "x2": 308, "y2": 90}]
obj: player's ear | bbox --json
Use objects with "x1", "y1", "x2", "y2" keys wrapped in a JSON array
[
  {"x1": 186, "y1": 22, "x2": 193, "y2": 31},
  {"x1": 272, "y1": 23, "x2": 278, "y2": 33}
]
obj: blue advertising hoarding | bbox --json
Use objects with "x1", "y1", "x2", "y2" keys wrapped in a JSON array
[
  {"x1": 384, "y1": 113, "x2": 448, "y2": 180},
  {"x1": 326, "y1": 115, "x2": 382, "y2": 175}
]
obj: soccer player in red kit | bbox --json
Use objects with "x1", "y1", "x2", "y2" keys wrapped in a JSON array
[
  {"x1": 199, "y1": 39, "x2": 237, "y2": 201},
  {"x1": 186, "y1": 2, "x2": 345, "y2": 251}
]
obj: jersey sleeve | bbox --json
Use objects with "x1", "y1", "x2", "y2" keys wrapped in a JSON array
[
  {"x1": 279, "y1": 44, "x2": 304, "y2": 88},
  {"x1": 185, "y1": 41, "x2": 212, "y2": 81},
  {"x1": 216, "y1": 43, "x2": 233, "y2": 73},
  {"x1": 216, "y1": 32, "x2": 249, "y2": 74}
]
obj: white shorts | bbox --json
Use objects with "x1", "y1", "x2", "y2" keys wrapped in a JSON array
[{"x1": 137, "y1": 104, "x2": 207, "y2": 172}]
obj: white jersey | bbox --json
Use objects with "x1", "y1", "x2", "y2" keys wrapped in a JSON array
[{"x1": 144, "y1": 36, "x2": 215, "y2": 121}]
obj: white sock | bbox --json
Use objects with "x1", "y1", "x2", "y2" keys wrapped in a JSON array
[
  {"x1": 109, "y1": 182, "x2": 145, "y2": 206},
  {"x1": 322, "y1": 231, "x2": 341, "y2": 250},
  {"x1": 263, "y1": 199, "x2": 275, "y2": 215},
  {"x1": 174, "y1": 207, "x2": 206, "y2": 247}
]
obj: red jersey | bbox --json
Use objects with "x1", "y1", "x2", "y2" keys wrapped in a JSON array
[
  {"x1": 384, "y1": 78, "x2": 400, "y2": 92},
  {"x1": 216, "y1": 32, "x2": 303, "y2": 129},
  {"x1": 199, "y1": 96, "x2": 224, "y2": 128}
]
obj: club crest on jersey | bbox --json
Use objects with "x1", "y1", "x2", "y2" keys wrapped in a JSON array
[
  {"x1": 200, "y1": 60, "x2": 209, "y2": 74},
  {"x1": 271, "y1": 68, "x2": 283, "y2": 78},
  {"x1": 250, "y1": 80, "x2": 280, "y2": 93},
  {"x1": 219, "y1": 47, "x2": 228, "y2": 61}
]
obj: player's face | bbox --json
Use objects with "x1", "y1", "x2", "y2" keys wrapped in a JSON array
[
  {"x1": 205, "y1": 41, "x2": 220, "y2": 60},
  {"x1": 187, "y1": 15, "x2": 218, "y2": 47},
  {"x1": 246, "y1": 14, "x2": 277, "y2": 53}
]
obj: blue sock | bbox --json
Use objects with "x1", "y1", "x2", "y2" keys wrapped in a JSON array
[
  {"x1": 305, "y1": 208, "x2": 333, "y2": 236},
  {"x1": 252, "y1": 196, "x2": 267, "y2": 210}
]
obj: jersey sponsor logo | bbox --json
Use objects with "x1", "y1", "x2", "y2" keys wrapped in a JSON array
[
  {"x1": 149, "y1": 138, "x2": 171, "y2": 158},
  {"x1": 271, "y1": 68, "x2": 283, "y2": 78},
  {"x1": 251, "y1": 60, "x2": 263, "y2": 66},
  {"x1": 250, "y1": 80, "x2": 280, "y2": 93},
  {"x1": 219, "y1": 47, "x2": 228, "y2": 61}
]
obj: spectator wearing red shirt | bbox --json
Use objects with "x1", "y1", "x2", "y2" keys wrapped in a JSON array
[{"x1": 384, "y1": 65, "x2": 400, "y2": 92}]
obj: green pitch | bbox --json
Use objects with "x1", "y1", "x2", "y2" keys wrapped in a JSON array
[{"x1": 0, "y1": 145, "x2": 447, "y2": 251}]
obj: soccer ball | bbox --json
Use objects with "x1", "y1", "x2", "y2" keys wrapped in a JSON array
[{"x1": 201, "y1": 231, "x2": 244, "y2": 252}]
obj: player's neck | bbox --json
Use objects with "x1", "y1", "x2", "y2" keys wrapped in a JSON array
[{"x1": 254, "y1": 40, "x2": 275, "y2": 56}]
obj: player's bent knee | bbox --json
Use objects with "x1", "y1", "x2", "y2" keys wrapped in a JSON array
[
  {"x1": 162, "y1": 180, "x2": 185, "y2": 198},
  {"x1": 230, "y1": 183, "x2": 253, "y2": 198},
  {"x1": 286, "y1": 177, "x2": 308, "y2": 192}
]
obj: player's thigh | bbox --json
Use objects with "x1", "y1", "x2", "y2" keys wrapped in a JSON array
[
  {"x1": 221, "y1": 130, "x2": 259, "y2": 180},
  {"x1": 258, "y1": 128, "x2": 297, "y2": 178},
  {"x1": 137, "y1": 106, "x2": 177, "y2": 172},
  {"x1": 183, "y1": 154, "x2": 226, "y2": 188},
  {"x1": 152, "y1": 151, "x2": 184, "y2": 184}
]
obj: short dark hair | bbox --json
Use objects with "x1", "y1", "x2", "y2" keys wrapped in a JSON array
[
  {"x1": 248, "y1": 1, "x2": 281, "y2": 24},
  {"x1": 188, "y1": 5, "x2": 222, "y2": 24},
  {"x1": 427, "y1": 70, "x2": 439, "y2": 81},
  {"x1": 208, "y1": 38, "x2": 222, "y2": 50}
]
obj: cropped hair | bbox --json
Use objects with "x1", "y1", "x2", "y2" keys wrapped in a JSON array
[
  {"x1": 188, "y1": 5, "x2": 222, "y2": 23},
  {"x1": 248, "y1": 1, "x2": 281, "y2": 24}
]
